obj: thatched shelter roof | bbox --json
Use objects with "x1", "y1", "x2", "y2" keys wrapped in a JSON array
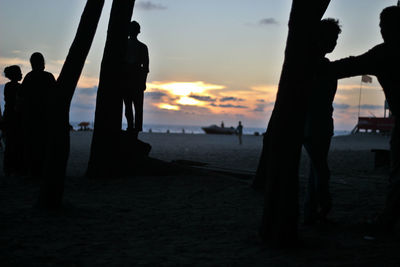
[{"x1": 78, "y1": 122, "x2": 90, "y2": 127}]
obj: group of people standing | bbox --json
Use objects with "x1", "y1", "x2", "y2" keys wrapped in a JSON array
[
  {"x1": 1, "y1": 52, "x2": 56, "y2": 177},
  {"x1": 0, "y1": 21, "x2": 149, "y2": 177},
  {"x1": 2, "y1": 6, "x2": 398, "y2": 229},
  {"x1": 304, "y1": 5, "x2": 400, "y2": 229}
]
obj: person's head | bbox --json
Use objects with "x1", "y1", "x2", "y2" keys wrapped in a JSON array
[
  {"x1": 379, "y1": 6, "x2": 400, "y2": 44},
  {"x1": 317, "y1": 18, "x2": 341, "y2": 54},
  {"x1": 30, "y1": 52, "x2": 45, "y2": 71},
  {"x1": 3, "y1": 65, "x2": 22, "y2": 82},
  {"x1": 129, "y1": 21, "x2": 141, "y2": 38},
  {"x1": 239, "y1": 121, "x2": 242, "y2": 125}
]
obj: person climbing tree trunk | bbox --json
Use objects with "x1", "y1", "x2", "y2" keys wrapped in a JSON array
[
  {"x1": 86, "y1": 0, "x2": 136, "y2": 179},
  {"x1": 255, "y1": 0, "x2": 331, "y2": 246},
  {"x1": 38, "y1": 0, "x2": 105, "y2": 209}
]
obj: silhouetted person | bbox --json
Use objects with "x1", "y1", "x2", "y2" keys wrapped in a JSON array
[
  {"x1": 329, "y1": 6, "x2": 400, "y2": 230},
  {"x1": 303, "y1": 19, "x2": 342, "y2": 224},
  {"x1": 2, "y1": 65, "x2": 23, "y2": 176},
  {"x1": 21, "y1": 52, "x2": 56, "y2": 177},
  {"x1": 123, "y1": 21, "x2": 149, "y2": 138},
  {"x1": 237, "y1": 121, "x2": 243, "y2": 145},
  {"x1": 221, "y1": 121, "x2": 225, "y2": 128}
]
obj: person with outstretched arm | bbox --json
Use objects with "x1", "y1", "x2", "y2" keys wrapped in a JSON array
[{"x1": 329, "y1": 5, "x2": 400, "y2": 231}]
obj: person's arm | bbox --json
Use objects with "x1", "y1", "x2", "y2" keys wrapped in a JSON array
[
  {"x1": 329, "y1": 46, "x2": 379, "y2": 79},
  {"x1": 143, "y1": 45, "x2": 149, "y2": 74},
  {"x1": 142, "y1": 45, "x2": 149, "y2": 91},
  {"x1": 2, "y1": 83, "x2": 11, "y2": 121},
  {"x1": 0, "y1": 84, "x2": 6, "y2": 120},
  {"x1": 48, "y1": 73, "x2": 57, "y2": 97},
  {"x1": 20, "y1": 73, "x2": 30, "y2": 100},
  {"x1": 4, "y1": 83, "x2": 11, "y2": 106}
]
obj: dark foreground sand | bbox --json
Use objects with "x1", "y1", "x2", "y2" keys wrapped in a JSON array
[{"x1": 1, "y1": 132, "x2": 399, "y2": 266}]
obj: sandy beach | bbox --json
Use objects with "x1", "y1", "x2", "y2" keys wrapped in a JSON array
[{"x1": 1, "y1": 132, "x2": 399, "y2": 266}]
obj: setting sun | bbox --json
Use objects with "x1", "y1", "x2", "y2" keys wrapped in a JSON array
[
  {"x1": 160, "y1": 82, "x2": 205, "y2": 96},
  {"x1": 144, "y1": 80, "x2": 277, "y2": 123},
  {"x1": 158, "y1": 103, "x2": 180, "y2": 110},
  {"x1": 148, "y1": 81, "x2": 226, "y2": 97},
  {"x1": 177, "y1": 96, "x2": 201, "y2": 106}
]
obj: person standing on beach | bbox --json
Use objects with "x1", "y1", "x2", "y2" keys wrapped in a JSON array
[
  {"x1": 21, "y1": 52, "x2": 56, "y2": 177},
  {"x1": 236, "y1": 121, "x2": 243, "y2": 145},
  {"x1": 329, "y1": 5, "x2": 400, "y2": 230},
  {"x1": 2, "y1": 65, "x2": 23, "y2": 176},
  {"x1": 123, "y1": 21, "x2": 149, "y2": 138},
  {"x1": 303, "y1": 18, "x2": 342, "y2": 224}
]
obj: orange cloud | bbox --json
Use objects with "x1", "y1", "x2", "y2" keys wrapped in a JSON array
[
  {"x1": 337, "y1": 83, "x2": 380, "y2": 91},
  {"x1": 250, "y1": 85, "x2": 278, "y2": 94},
  {"x1": 146, "y1": 81, "x2": 226, "y2": 111},
  {"x1": 77, "y1": 75, "x2": 99, "y2": 88}
]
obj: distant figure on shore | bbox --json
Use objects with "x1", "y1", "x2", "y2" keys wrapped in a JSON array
[
  {"x1": 236, "y1": 121, "x2": 243, "y2": 145},
  {"x1": 123, "y1": 21, "x2": 149, "y2": 139},
  {"x1": 221, "y1": 121, "x2": 224, "y2": 128},
  {"x1": 2, "y1": 65, "x2": 23, "y2": 176},
  {"x1": 78, "y1": 121, "x2": 91, "y2": 131},
  {"x1": 21, "y1": 52, "x2": 56, "y2": 177},
  {"x1": 303, "y1": 18, "x2": 342, "y2": 224},
  {"x1": 329, "y1": 6, "x2": 400, "y2": 230}
]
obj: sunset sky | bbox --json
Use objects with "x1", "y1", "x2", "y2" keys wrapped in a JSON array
[{"x1": 0, "y1": 0, "x2": 397, "y2": 130}]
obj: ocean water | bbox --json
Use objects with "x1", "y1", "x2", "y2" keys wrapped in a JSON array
[{"x1": 70, "y1": 122, "x2": 350, "y2": 136}]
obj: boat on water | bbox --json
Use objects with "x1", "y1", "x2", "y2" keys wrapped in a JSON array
[{"x1": 202, "y1": 124, "x2": 236, "y2": 135}]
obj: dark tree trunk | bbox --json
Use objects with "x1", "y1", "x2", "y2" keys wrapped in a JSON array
[
  {"x1": 38, "y1": 0, "x2": 105, "y2": 210},
  {"x1": 255, "y1": 0, "x2": 331, "y2": 246},
  {"x1": 86, "y1": 0, "x2": 136, "y2": 179}
]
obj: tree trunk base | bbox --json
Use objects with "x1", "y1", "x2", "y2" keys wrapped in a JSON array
[{"x1": 86, "y1": 130, "x2": 151, "y2": 178}]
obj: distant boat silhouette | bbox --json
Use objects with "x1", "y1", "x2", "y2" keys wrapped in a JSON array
[{"x1": 202, "y1": 124, "x2": 236, "y2": 135}]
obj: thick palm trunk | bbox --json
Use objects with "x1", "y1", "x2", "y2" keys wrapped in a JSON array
[
  {"x1": 86, "y1": 0, "x2": 136, "y2": 179},
  {"x1": 38, "y1": 0, "x2": 105, "y2": 209},
  {"x1": 256, "y1": 0, "x2": 331, "y2": 246}
]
